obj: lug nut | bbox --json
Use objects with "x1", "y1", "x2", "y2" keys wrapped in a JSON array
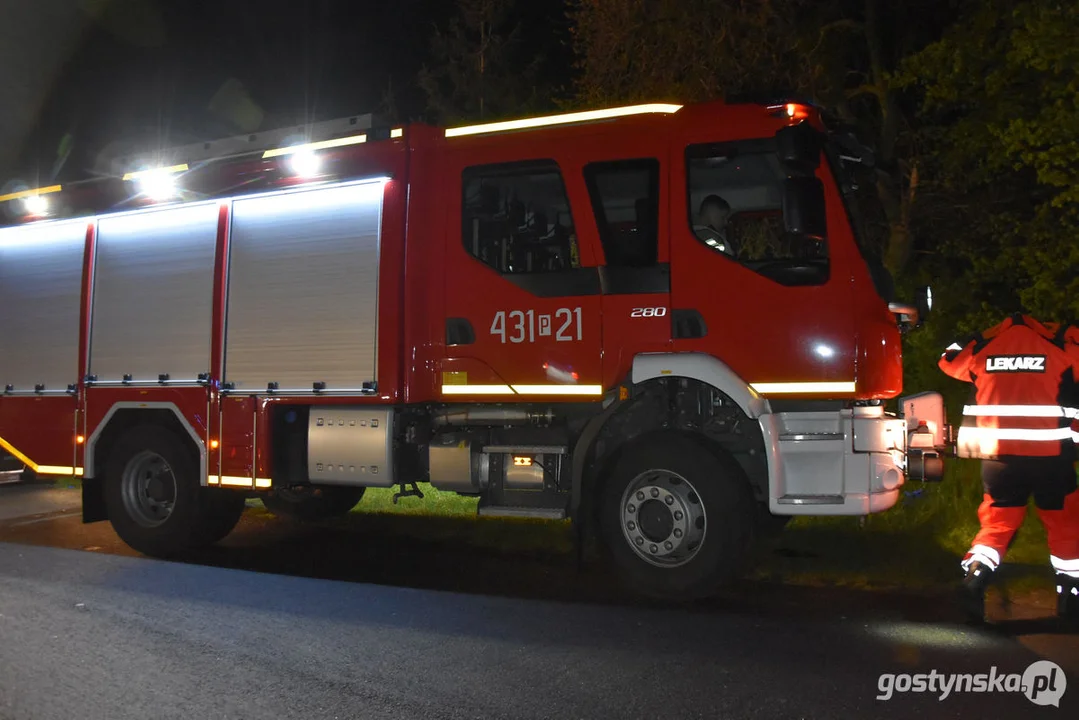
[
  {"x1": 665, "y1": 541, "x2": 673, "y2": 550},
  {"x1": 636, "y1": 491, "x2": 646, "y2": 501},
  {"x1": 665, "y1": 496, "x2": 674, "y2": 505},
  {"x1": 628, "y1": 503, "x2": 636, "y2": 513},
  {"x1": 649, "y1": 544, "x2": 658, "y2": 554},
  {"x1": 674, "y1": 511, "x2": 683, "y2": 521},
  {"x1": 635, "y1": 537, "x2": 644, "y2": 545},
  {"x1": 627, "y1": 521, "x2": 636, "y2": 531},
  {"x1": 651, "y1": 488, "x2": 659, "y2": 498},
  {"x1": 673, "y1": 528, "x2": 683, "y2": 538}
]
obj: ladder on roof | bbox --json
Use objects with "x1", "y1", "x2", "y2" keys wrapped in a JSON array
[{"x1": 107, "y1": 113, "x2": 386, "y2": 176}]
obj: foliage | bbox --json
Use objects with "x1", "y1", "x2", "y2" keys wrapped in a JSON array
[
  {"x1": 568, "y1": 0, "x2": 819, "y2": 106},
  {"x1": 417, "y1": 0, "x2": 552, "y2": 124},
  {"x1": 897, "y1": 0, "x2": 1079, "y2": 325}
]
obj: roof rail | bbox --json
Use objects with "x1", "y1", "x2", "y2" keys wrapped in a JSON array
[{"x1": 106, "y1": 113, "x2": 385, "y2": 175}]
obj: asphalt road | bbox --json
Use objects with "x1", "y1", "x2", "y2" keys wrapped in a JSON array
[{"x1": 1, "y1": 485, "x2": 1077, "y2": 718}]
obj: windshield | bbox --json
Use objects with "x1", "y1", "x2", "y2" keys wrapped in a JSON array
[{"x1": 824, "y1": 139, "x2": 895, "y2": 302}]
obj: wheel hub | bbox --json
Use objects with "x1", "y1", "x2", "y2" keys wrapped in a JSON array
[
  {"x1": 120, "y1": 450, "x2": 177, "y2": 528},
  {"x1": 620, "y1": 470, "x2": 707, "y2": 568},
  {"x1": 637, "y1": 499, "x2": 674, "y2": 542}
]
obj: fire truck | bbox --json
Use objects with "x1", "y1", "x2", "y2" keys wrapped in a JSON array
[{"x1": 0, "y1": 99, "x2": 944, "y2": 599}]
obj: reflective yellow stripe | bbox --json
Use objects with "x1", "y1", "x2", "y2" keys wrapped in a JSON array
[
  {"x1": 208, "y1": 475, "x2": 271, "y2": 488},
  {"x1": 441, "y1": 384, "x2": 604, "y2": 396},
  {"x1": 262, "y1": 134, "x2": 367, "y2": 158},
  {"x1": 749, "y1": 381, "x2": 856, "y2": 395},
  {"x1": 0, "y1": 436, "x2": 36, "y2": 468},
  {"x1": 36, "y1": 466, "x2": 84, "y2": 476},
  {"x1": 0, "y1": 185, "x2": 62, "y2": 203},
  {"x1": 441, "y1": 384, "x2": 513, "y2": 395},
  {"x1": 510, "y1": 384, "x2": 603, "y2": 396},
  {"x1": 122, "y1": 164, "x2": 189, "y2": 181},
  {"x1": 445, "y1": 103, "x2": 683, "y2": 138},
  {"x1": 0, "y1": 436, "x2": 82, "y2": 476}
]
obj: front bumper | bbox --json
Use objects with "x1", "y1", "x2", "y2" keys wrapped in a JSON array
[{"x1": 759, "y1": 405, "x2": 913, "y2": 516}]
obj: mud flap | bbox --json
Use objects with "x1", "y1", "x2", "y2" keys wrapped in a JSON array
[{"x1": 82, "y1": 476, "x2": 108, "y2": 523}]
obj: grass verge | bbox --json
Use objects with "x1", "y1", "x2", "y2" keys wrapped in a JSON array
[{"x1": 751, "y1": 460, "x2": 1059, "y2": 592}]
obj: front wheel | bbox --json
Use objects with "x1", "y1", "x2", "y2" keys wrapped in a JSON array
[{"x1": 600, "y1": 434, "x2": 756, "y2": 600}]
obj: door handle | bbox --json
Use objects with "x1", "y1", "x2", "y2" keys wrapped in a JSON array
[{"x1": 672, "y1": 309, "x2": 708, "y2": 339}]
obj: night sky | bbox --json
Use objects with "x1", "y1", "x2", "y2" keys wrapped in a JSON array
[{"x1": 3, "y1": 0, "x2": 484, "y2": 187}]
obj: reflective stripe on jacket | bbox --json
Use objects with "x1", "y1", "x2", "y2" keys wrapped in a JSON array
[{"x1": 939, "y1": 314, "x2": 1079, "y2": 459}]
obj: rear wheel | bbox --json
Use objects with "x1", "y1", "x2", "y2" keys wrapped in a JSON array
[
  {"x1": 104, "y1": 425, "x2": 233, "y2": 556},
  {"x1": 600, "y1": 433, "x2": 756, "y2": 600},
  {"x1": 261, "y1": 485, "x2": 365, "y2": 522},
  {"x1": 197, "y1": 490, "x2": 247, "y2": 543}
]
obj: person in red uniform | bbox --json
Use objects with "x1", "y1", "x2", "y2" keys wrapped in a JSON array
[{"x1": 939, "y1": 314, "x2": 1079, "y2": 622}]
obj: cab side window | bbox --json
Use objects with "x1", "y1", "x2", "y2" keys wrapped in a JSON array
[
  {"x1": 583, "y1": 159, "x2": 660, "y2": 267},
  {"x1": 687, "y1": 142, "x2": 829, "y2": 286},
  {"x1": 462, "y1": 161, "x2": 580, "y2": 274}
]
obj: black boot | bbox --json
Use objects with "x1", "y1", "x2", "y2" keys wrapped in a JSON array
[
  {"x1": 1057, "y1": 574, "x2": 1079, "y2": 624},
  {"x1": 959, "y1": 561, "x2": 994, "y2": 623}
]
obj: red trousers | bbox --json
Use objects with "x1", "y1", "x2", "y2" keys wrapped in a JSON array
[{"x1": 964, "y1": 456, "x2": 1079, "y2": 576}]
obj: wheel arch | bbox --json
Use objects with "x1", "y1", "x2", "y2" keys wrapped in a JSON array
[
  {"x1": 630, "y1": 352, "x2": 770, "y2": 419},
  {"x1": 85, "y1": 402, "x2": 206, "y2": 483},
  {"x1": 83, "y1": 403, "x2": 207, "y2": 523},
  {"x1": 571, "y1": 353, "x2": 772, "y2": 533}
]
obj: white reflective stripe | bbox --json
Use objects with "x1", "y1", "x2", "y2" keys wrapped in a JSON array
[
  {"x1": 963, "y1": 404, "x2": 1068, "y2": 418},
  {"x1": 748, "y1": 381, "x2": 856, "y2": 395},
  {"x1": 970, "y1": 544, "x2": 1001, "y2": 568},
  {"x1": 1050, "y1": 556, "x2": 1079, "y2": 577},
  {"x1": 945, "y1": 343, "x2": 963, "y2": 352},
  {"x1": 957, "y1": 426, "x2": 1074, "y2": 442},
  {"x1": 962, "y1": 546, "x2": 1000, "y2": 572},
  {"x1": 442, "y1": 384, "x2": 513, "y2": 395},
  {"x1": 441, "y1": 384, "x2": 604, "y2": 396}
]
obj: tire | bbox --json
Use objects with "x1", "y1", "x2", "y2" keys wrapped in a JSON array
[
  {"x1": 599, "y1": 433, "x2": 756, "y2": 601},
  {"x1": 104, "y1": 425, "x2": 221, "y2": 557},
  {"x1": 196, "y1": 490, "x2": 247, "y2": 544},
  {"x1": 261, "y1": 485, "x2": 365, "y2": 522}
]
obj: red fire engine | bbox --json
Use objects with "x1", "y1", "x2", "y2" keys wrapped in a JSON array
[{"x1": 0, "y1": 99, "x2": 943, "y2": 598}]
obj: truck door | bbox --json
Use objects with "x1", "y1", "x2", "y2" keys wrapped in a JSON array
[
  {"x1": 669, "y1": 136, "x2": 857, "y2": 391},
  {"x1": 441, "y1": 158, "x2": 604, "y2": 399},
  {"x1": 579, "y1": 157, "x2": 673, "y2": 388}
]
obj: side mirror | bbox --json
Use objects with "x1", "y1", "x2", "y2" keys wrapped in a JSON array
[
  {"x1": 916, "y1": 285, "x2": 933, "y2": 320},
  {"x1": 775, "y1": 122, "x2": 821, "y2": 171},
  {"x1": 782, "y1": 177, "x2": 827, "y2": 240}
]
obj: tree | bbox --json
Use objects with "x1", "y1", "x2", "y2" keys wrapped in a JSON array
[
  {"x1": 569, "y1": 0, "x2": 819, "y2": 106},
  {"x1": 898, "y1": 0, "x2": 1079, "y2": 325},
  {"x1": 418, "y1": 0, "x2": 552, "y2": 124}
]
